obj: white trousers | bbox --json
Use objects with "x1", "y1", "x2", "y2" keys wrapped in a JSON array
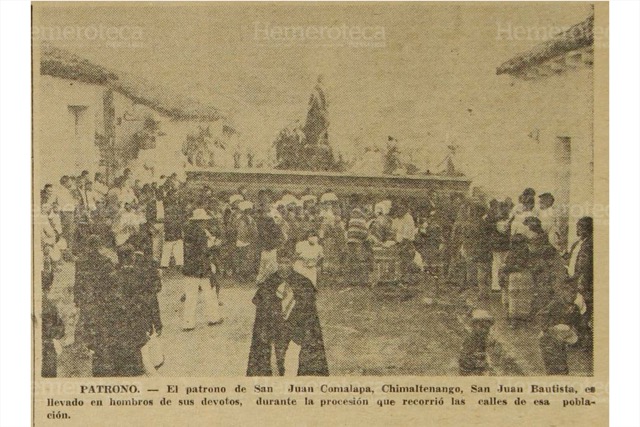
[
  {"x1": 182, "y1": 278, "x2": 222, "y2": 330},
  {"x1": 161, "y1": 239, "x2": 184, "y2": 267},
  {"x1": 491, "y1": 251, "x2": 508, "y2": 291}
]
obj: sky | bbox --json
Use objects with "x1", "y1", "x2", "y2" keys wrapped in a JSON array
[{"x1": 34, "y1": 2, "x2": 594, "y2": 196}]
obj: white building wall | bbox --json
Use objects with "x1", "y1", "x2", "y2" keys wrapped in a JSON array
[
  {"x1": 462, "y1": 67, "x2": 594, "y2": 246},
  {"x1": 35, "y1": 75, "x2": 104, "y2": 187}
]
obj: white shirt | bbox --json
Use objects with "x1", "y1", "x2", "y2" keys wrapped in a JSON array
[
  {"x1": 93, "y1": 181, "x2": 109, "y2": 197},
  {"x1": 510, "y1": 209, "x2": 539, "y2": 236},
  {"x1": 57, "y1": 187, "x2": 77, "y2": 212},
  {"x1": 395, "y1": 213, "x2": 416, "y2": 242}
]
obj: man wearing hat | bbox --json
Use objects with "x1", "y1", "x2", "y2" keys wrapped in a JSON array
[
  {"x1": 234, "y1": 201, "x2": 258, "y2": 282},
  {"x1": 182, "y1": 209, "x2": 224, "y2": 330},
  {"x1": 74, "y1": 234, "x2": 115, "y2": 348},
  {"x1": 458, "y1": 309, "x2": 494, "y2": 376},
  {"x1": 247, "y1": 252, "x2": 328, "y2": 376},
  {"x1": 538, "y1": 192, "x2": 562, "y2": 251},
  {"x1": 537, "y1": 280, "x2": 581, "y2": 375}
]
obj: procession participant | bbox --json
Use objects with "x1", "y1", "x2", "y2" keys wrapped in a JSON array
[
  {"x1": 345, "y1": 208, "x2": 371, "y2": 285},
  {"x1": 247, "y1": 253, "x2": 329, "y2": 376},
  {"x1": 57, "y1": 175, "x2": 79, "y2": 256},
  {"x1": 537, "y1": 280, "x2": 581, "y2": 375},
  {"x1": 112, "y1": 202, "x2": 145, "y2": 260},
  {"x1": 286, "y1": 198, "x2": 305, "y2": 254},
  {"x1": 203, "y1": 204, "x2": 225, "y2": 303},
  {"x1": 566, "y1": 216, "x2": 594, "y2": 347},
  {"x1": 133, "y1": 250, "x2": 164, "y2": 374},
  {"x1": 510, "y1": 188, "x2": 538, "y2": 236},
  {"x1": 40, "y1": 183, "x2": 57, "y2": 212},
  {"x1": 524, "y1": 216, "x2": 562, "y2": 315},
  {"x1": 369, "y1": 200, "x2": 398, "y2": 285},
  {"x1": 119, "y1": 174, "x2": 138, "y2": 207},
  {"x1": 222, "y1": 194, "x2": 242, "y2": 276},
  {"x1": 369, "y1": 200, "x2": 394, "y2": 244},
  {"x1": 160, "y1": 191, "x2": 185, "y2": 271},
  {"x1": 74, "y1": 235, "x2": 115, "y2": 347},
  {"x1": 84, "y1": 180, "x2": 102, "y2": 214},
  {"x1": 394, "y1": 200, "x2": 418, "y2": 283},
  {"x1": 500, "y1": 233, "x2": 533, "y2": 327},
  {"x1": 318, "y1": 204, "x2": 345, "y2": 276},
  {"x1": 301, "y1": 193, "x2": 318, "y2": 219},
  {"x1": 458, "y1": 309, "x2": 494, "y2": 376},
  {"x1": 415, "y1": 210, "x2": 445, "y2": 275},
  {"x1": 293, "y1": 229, "x2": 324, "y2": 288},
  {"x1": 93, "y1": 172, "x2": 109, "y2": 198},
  {"x1": 538, "y1": 192, "x2": 562, "y2": 251},
  {"x1": 105, "y1": 176, "x2": 124, "y2": 218},
  {"x1": 141, "y1": 184, "x2": 164, "y2": 263},
  {"x1": 182, "y1": 209, "x2": 224, "y2": 330},
  {"x1": 41, "y1": 270, "x2": 65, "y2": 378},
  {"x1": 443, "y1": 192, "x2": 466, "y2": 281},
  {"x1": 104, "y1": 244, "x2": 151, "y2": 376},
  {"x1": 234, "y1": 200, "x2": 258, "y2": 282},
  {"x1": 256, "y1": 200, "x2": 285, "y2": 285},
  {"x1": 461, "y1": 203, "x2": 492, "y2": 299},
  {"x1": 489, "y1": 201, "x2": 511, "y2": 292}
]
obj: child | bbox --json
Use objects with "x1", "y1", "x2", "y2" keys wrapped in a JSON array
[
  {"x1": 458, "y1": 309, "x2": 495, "y2": 376},
  {"x1": 537, "y1": 281, "x2": 581, "y2": 375},
  {"x1": 41, "y1": 271, "x2": 65, "y2": 377}
]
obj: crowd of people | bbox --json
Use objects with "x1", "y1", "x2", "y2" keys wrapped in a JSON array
[{"x1": 39, "y1": 168, "x2": 594, "y2": 377}]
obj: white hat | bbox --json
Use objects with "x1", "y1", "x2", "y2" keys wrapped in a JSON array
[
  {"x1": 549, "y1": 324, "x2": 579, "y2": 344},
  {"x1": 229, "y1": 194, "x2": 244, "y2": 205},
  {"x1": 374, "y1": 202, "x2": 385, "y2": 215},
  {"x1": 190, "y1": 208, "x2": 212, "y2": 221},
  {"x1": 238, "y1": 200, "x2": 253, "y2": 211},
  {"x1": 281, "y1": 194, "x2": 298, "y2": 205},
  {"x1": 471, "y1": 309, "x2": 494, "y2": 323},
  {"x1": 320, "y1": 192, "x2": 338, "y2": 203},
  {"x1": 269, "y1": 208, "x2": 282, "y2": 220}
]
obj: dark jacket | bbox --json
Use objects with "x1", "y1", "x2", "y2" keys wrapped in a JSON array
[
  {"x1": 247, "y1": 271, "x2": 329, "y2": 376},
  {"x1": 573, "y1": 236, "x2": 593, "y2": 301},
  {"x1": 183, "y1": 221, "x2": 211, "y2": 278},
  {"x1": 462, "y1": 218, "x2": 492, "y2": 263},
  {"x1": 256, "y1": 215, "x2": 284, "y2": 252}
]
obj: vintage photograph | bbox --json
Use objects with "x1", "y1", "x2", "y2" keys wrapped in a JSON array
[{"x1": 33, "y1": 2, "x2": 599, "y2": 378}]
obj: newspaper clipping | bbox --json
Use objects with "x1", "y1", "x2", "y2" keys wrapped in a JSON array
[{"x1": 32, "y1": 1, "x2": 609, "y2": 425}]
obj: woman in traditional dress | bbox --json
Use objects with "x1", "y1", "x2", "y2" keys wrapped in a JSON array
[
  {"x1": 345, "y1": 208, "x2": 371, "y2": 285},
  {"x1": 318, "y1": 206, "x2": 346, "y2": 277},
  {"x1": 294, "y1": 230, "x2": 324, "y2": 288},
  {"x1": 500, "y1": 233, "x2": 534, "y2": 328},
  {"x1": 369, "y1": 200, "x2": 398, "y2": 286}
]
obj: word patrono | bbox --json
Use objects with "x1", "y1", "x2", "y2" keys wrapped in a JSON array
[{"x1": 80, "y1": 384, "x2": 140, "y2": 394}]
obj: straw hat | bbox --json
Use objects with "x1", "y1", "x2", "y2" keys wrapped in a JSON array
[
  {"x1": 189, "y1": 208, "x2": 212, "y2": 221},
  {"x1": 238, "y1": 200, "x2": 254, "y2": 211},
  {"x1": 281, "y1": 194, "x2": 298, "y2": 205},
  {"x1": 229, "y1": 194, "x2": 244, "y2": 205},
  {"x1": 549, "y1": 324, "x2": 579, "y2": 344},
  {"x1": 471, "y1": 309, "x2": 494, "y2": 324},
  {"x1": 320, "y1": 192, "x2": 338, "y2": 203}
]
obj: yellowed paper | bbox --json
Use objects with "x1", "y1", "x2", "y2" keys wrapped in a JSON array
[{"x1": 32, "y1": 2, "x2": 608, "y2": 425}]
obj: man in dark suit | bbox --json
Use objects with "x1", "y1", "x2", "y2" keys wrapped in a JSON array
[
  {"x1": 566, "y1": 216, "x2": 594, "y2": 348},
  {"x1": 247, "y1": 254, "x2": 328, "y2": 376}
]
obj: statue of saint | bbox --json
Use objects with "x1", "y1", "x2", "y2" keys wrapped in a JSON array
[{"x1": 303, "y1": 74, "x2": 329, "y2": 146}]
